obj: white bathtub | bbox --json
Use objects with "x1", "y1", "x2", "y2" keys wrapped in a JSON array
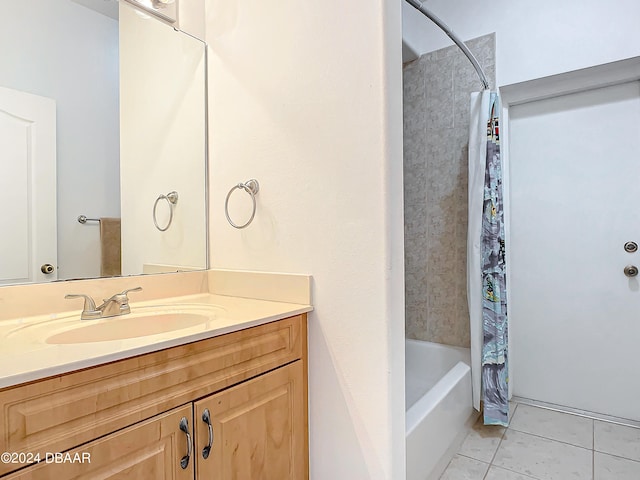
[{"x1": 406, "y1": 339, "x2": 475, "y2": 480}]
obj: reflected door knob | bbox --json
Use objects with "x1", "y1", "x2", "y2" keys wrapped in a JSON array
[
  {"x1": 41, "y1": 264, "x2": 55, "y2": 274},
  {"x1": 624, "y1": 265, "x2": 638, "y2": 277}
]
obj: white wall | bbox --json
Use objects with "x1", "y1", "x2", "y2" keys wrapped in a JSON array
[
  {"x1": 178, "y1": 0, "x2": 206, "y2": 41},
  {"x1": 0, "y1": 0, "x2": 119, "y2": 279},
  {"x1": 402, "y1": 0, "x2": 640, "y2": 86},
  {"x1": 204, "y1": 0, "x2": 405, "y2": 478},
  {"x1": 120, "y1": 2, "x2": 207, "y2": 275}
]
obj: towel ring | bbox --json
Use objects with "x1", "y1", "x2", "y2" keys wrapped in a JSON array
[
  {"x1": 153, "y1": 191, "x2": 179, "y2": 232},
  {"x1": 225, "y1": 179, "x2": 259, "y2": 229}
]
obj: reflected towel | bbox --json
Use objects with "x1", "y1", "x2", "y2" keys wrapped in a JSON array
[{"x1": 100, "y1": 218, "x2": 121, "y2": 277}]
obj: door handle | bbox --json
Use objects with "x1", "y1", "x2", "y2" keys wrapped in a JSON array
[
  {"x1": 201, "y1": 408, "x2": 214, "y2": 459},
  {"x1": 179, "y1": 416, "x2": 192, "y2": 469},
  {"x1": 41, "y1": 264, "x2": 55, "y2": 274}
]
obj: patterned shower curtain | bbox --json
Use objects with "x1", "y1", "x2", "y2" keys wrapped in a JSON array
[{"x1": 468, "y1": 91, "x2": 509, "y2": 426}]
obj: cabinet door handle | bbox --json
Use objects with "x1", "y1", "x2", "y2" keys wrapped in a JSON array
[
  {"x1": 179, "y1": 416, "x2": 193, "y2": 469},
  {"x1": 202, "y1": 408, "x2": 214, "y2": 459}
]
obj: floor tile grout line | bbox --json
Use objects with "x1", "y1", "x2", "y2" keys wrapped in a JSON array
[
  {"x1": 506, "y1": 425, "x2": 594, "y2": 451},
  {"x1": 466, "y1": 404, "x2": 515, "y2": 476},
  {"x1": 487, "y1": 463, "x2": 543, "y2": 480},
  {"x1": 510, "y1": 406, "x2": 640, "y2": 462},
  {"x1": 488, "y1": 421, "x2": 508, "y2": 464},
  {"x1": 480, "y1": 459, "x2": 491, "y2": 480},
  {"x1": 509, "y1": 403, "x2": 595, "y2": 449},
  {"x1": 487, "y1": 421, "x2": 535, "y2": 479},
  {"x1": 513, "y1": 397, "x2": 640, "y2": 430},
  {"x1": 477, "y1": 417, "x2": 509, "y2": 480},
  {"x1": 456, "y1": 452, "x2": 491, "y2": 465},
  {"x1": 493, "y1": 423, "x2": 593, "y2": 479},
  {"x1": 593, "y1": 450, "x2": 640, "y2": 464},
  {"x1": 480, "y1": 466, "x2": 489, "y2": 480},
  {"x1": 437, "y1": 455, "x2": 457, "y2": 480}
]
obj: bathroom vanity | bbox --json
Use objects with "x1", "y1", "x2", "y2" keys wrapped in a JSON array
[
  {"x1": 2, "y1": 2, "x2": 311, "y2": 477},
  {"x1": 0, "y1": 270, "x2": 312, "y2": 479}
]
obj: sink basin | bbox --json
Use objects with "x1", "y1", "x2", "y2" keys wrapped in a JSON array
[
  {"x1": 4, "y1": 303, "x2": 226, "y2": 345},
  {"x1": 46, "y1": 313, "x2": 213, "y2": 344},
  {"x1": 46, "y1": 313, "x2": 212, "y2": 345}
]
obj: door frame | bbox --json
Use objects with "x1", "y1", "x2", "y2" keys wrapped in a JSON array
[
  {"x1": 0, "y1": 86, "x2": 57, "y2": 284},
  {"x1": 498, "y1": 56, "x2": 640, "y2": 399}
]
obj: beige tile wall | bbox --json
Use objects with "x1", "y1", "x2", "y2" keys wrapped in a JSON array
[{"x1": 403, "y1": 34, "x2": 496, "y2": 348}]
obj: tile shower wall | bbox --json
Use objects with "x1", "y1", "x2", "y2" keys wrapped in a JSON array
[{"x1": 403, "y1": 34, "x2": 495, "y2": 347}]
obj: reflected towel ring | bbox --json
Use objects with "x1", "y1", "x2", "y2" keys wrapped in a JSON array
[
  {"x1": 225, "y1": 179, "x2": 259, "y2": 229},
  {"x1": 153, "y1": 191, "x2": 179, "y2": 231}
]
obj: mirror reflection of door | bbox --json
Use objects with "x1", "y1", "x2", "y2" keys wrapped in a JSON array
[
  {"x1": 1, "y1": 0, "x2": 120, "y2": 283},
  {"x1": 0, "y1": 86, "x2": 57, "y2": 285},
  {"x1": 0, "y1": 0, "x2": 207, "y2": 285}
]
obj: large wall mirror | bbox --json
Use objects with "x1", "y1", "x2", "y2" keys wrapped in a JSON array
[{"x1": 0, "y1": 0, "x2": 207, "y2": 286}]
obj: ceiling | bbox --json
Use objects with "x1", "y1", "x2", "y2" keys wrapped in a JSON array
[{"x1": 71, "y1": 0, "x2": 119, "y2": 20}]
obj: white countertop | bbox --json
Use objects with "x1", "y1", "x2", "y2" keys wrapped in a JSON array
[{"x1": 0, "y1": 293, "x2": 312, "y2": 389}]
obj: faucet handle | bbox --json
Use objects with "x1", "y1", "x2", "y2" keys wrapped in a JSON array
[
  {"x1": 112, "y1": 287, "x2": 143, "y2": 303},
  {"x1": 104, "y1": 287, "x2": 143, "y2": 307},
  {"x1": 104, "y1": 287, "x2": 142, "y2": 303},
  {"x1": 101, "y1": 287, "x2": 142, "y2": 316},
  {"x1": 121, "y1": 287, "x2": 143, "y2": 297},
  {"x1": 64, "y1": 294, "x2": 99, "y2": 315}
]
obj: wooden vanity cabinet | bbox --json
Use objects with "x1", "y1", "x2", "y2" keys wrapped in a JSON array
[{"x1": 0, "y1": 315, "x2": 308, "y2": 480}]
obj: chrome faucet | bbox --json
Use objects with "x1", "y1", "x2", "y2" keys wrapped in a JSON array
[{"x1": 65, "y1": 287, "x2": 143, "y2": 320}]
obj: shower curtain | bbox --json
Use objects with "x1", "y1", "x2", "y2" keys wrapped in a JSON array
[{"x1": 468, "y1": 91, "x2": 509, "y2": 426}]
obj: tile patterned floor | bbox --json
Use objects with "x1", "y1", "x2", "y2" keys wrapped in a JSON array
[{"x1": 439, "y1": 401, "x2": 640, "y2": 480}]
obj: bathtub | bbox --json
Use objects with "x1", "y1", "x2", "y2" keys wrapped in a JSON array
[{"x1": 406, "y1": 339, "x2": 475, "y2": 480}]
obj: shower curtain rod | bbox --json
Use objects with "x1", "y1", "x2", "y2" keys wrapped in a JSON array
[{"x1": 404, "y1": 0, "x2": 490, "y2": 90}]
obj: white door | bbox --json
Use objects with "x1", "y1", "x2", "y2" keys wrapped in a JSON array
[
  {"x1": 508, "y1": 81, "x2": 640, "y2": 422},
  {"x1": 0, "y1": 86, "x2": 57, "y2": 284}
]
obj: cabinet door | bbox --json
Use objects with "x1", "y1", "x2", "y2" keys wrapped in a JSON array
[
  {"x1": 194, "y1": 362, "x2": 307, "y2": 479},
  {"x1": 5, "y1": 405, "x2": 195, "y2": 480}
]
